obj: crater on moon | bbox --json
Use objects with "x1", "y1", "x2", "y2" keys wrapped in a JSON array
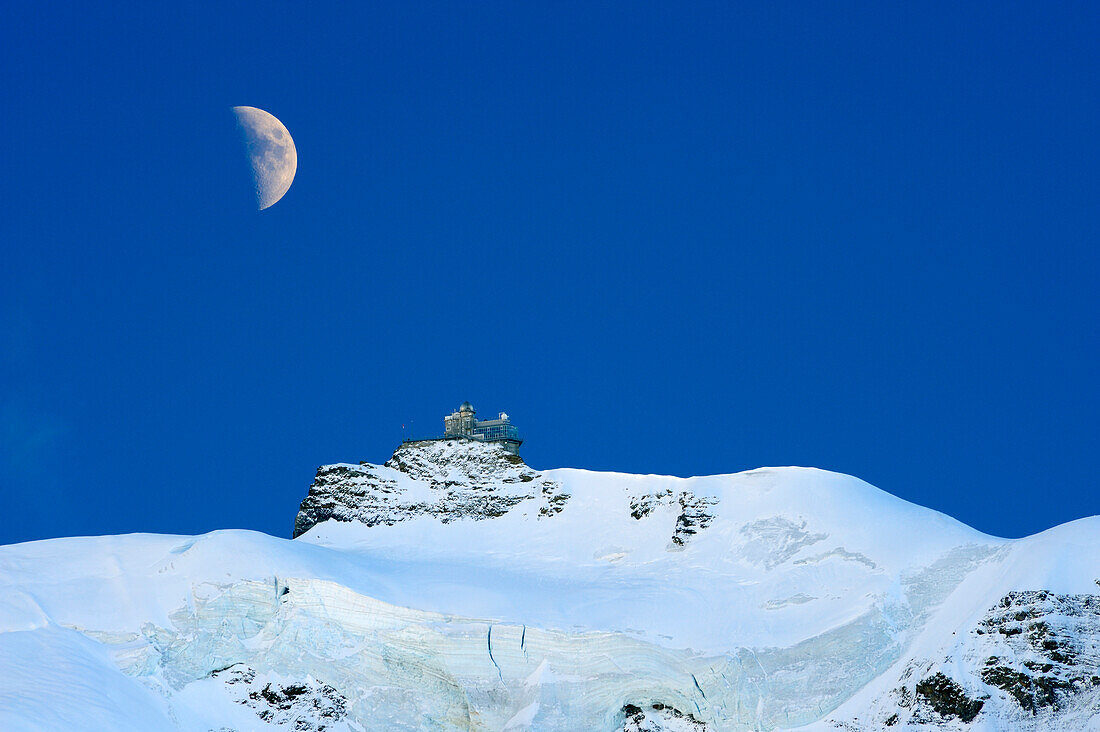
[{"x1": 233, "y1": 106, "x2": 297, "y2": 210}]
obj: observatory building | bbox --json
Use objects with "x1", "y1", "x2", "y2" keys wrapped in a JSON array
[{"x1": 442, "y1": 401, "x2": 522, "y2": 454}]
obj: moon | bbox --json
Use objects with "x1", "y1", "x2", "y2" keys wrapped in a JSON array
[{"x1": 232, "y1": 106, "x2": 297, "y2": 210}]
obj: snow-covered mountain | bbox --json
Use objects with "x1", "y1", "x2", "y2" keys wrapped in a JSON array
[{"x1": 1, "y1": 439, "x2": 1097, "y2": 731}]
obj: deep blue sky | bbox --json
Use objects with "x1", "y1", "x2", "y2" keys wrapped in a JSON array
[{"x1": 2, "y1": 2, "x2": 1097, "y2": 544}]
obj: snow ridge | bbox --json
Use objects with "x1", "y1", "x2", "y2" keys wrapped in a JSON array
[{"x1": 0, "y1": 441, "x2": 1097, "y2": 730}]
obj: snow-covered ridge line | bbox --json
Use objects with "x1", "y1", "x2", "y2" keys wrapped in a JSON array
[{"x1": 1, "y1": 441, "x2": 1098, "y2": 730}]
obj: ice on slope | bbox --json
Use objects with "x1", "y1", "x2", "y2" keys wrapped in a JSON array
[
  {"x1": 797, "y1": 517, "x2": 1100, "y2": 731},
  {"x1": 0, "y1": 625, "x2": 174, "y2": 732},
  {"x1": 0, "y1": 444, "x2": 1097, "y2": 730},
  {"x1": 300, "y1": 464, "x2": 996, "y2": 650}
]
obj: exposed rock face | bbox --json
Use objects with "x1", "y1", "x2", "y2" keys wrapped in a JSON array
[
  {"x1": 977, "y1": 590, "x2": 1100, "y2": 713},
  {"x1": 832, "y1": 589, "x2": 1100, "y2": 729},
  {"x1": 628, "y1": 488, "x2": 718, "y2": 548},
  {"x1": 296, "y1": 440, "x2": 722, "y2": 549},
  {"x1": 211, "y1": 664, "x2": 349, "y2": 730},
  {"x1": 293, "y1": 439, "x2": 566, "y2": 538},
  {"x1": 620, "y1": 702, "x2": 710, "y2": 731},
  {"x1": 913, "y1": 672, "x2": 984, "y2": 723}
]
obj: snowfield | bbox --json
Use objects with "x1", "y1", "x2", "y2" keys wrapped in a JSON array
[{"x1": 0, "y1": 440, "x2": 1097, "y2": 730}]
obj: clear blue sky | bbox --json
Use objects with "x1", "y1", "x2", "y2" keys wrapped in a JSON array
[{"x1": 2, "y1": 2, "x2": 1097, "y2": 544}]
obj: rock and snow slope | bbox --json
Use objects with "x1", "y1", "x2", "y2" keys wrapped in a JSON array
[{"x1": 0, "y1": 440, "x2": 1097, "y2": 730}]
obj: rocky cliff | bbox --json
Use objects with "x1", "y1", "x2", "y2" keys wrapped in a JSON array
[
  {"x1": 294, "y1": 439, "x2": 720, "y2": 553},
  {"x1": 293, "y1": 439, "x2": 568, "y2": 538}
]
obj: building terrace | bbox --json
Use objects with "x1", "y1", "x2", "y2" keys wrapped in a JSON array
[{"x1": 404, "y1": 401, "x2": 523, "y2": 454}]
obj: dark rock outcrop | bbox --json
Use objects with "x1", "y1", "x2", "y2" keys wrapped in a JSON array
[
  {"x1": 851, "y1": 589, "x2": 1100, "y2": 728},
  {"x1": 293, "y1": 439, "x2": 566, "y2": 538},
  {"x1": 914, "y1": 672, "x2": 985, "y2": 723},
  {"x1": 977, "y1": 590, "x2": 1100, "y2": 712},
  {"x1": 294, "y1": 439, "x2": 720, "y2": 548},
  {"x1": 211, "y1": 664, "x2": 348, "y2": 730},
  {"x1": 671, "y1": 491, "x2": 718, "y2": 547},
  {"x1": 628, "y1": 488, "x2": 718, "y2": 548},
  {"x1": 620, "y1": 702, "x2": 709, "y2": 731}
]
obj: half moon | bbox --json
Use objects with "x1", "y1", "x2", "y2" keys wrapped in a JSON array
[{"x1": 233, "y1": 106, "x2": 297, "y2": 210}]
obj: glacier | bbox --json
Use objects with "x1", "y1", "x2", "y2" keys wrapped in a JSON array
[{"x1": 0, "y1": 439, "x2": 1098, "y2": 730}]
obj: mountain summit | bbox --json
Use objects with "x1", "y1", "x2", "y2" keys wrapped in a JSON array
[
  {"x1": 1, "y1": 440, "x2": 1098, "y2": 730},
  {"x1": 293, "y1": 439, "x2": 563, "y2": 538}
]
